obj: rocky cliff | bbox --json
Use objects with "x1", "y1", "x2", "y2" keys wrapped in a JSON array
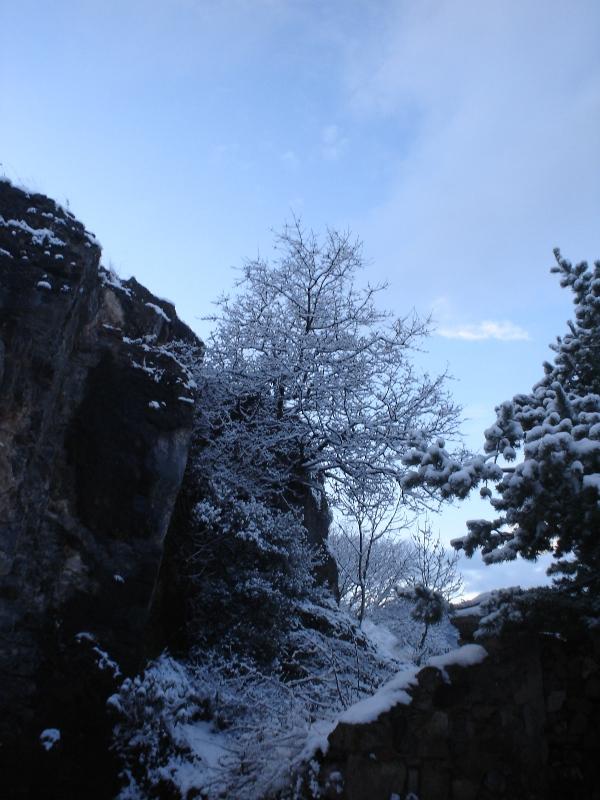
[{"x1": 0, "y1": 180, "x2": 202, "y2": 796}]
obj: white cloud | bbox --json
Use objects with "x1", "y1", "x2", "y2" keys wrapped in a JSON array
[
  {"x1": 320, "y1": 124, "x2": 347, "y2": 160},
  {"x1": 438, "y1": 320, "x2": 530, "y2": 341}
]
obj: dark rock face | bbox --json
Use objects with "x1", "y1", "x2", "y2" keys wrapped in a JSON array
[
  {"x1": 0, "y1": 180, "x2": 202, "y2": 797},
  {"x1": 300, "y1": 482, "x2": 338, "y2": 596},
  {"x1": 316, "y1": 628, "x2": 600, "y2": 800}
]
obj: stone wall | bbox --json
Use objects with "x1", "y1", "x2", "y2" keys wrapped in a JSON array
[{"x1": 316, "y1": 622, "x2": 600, "y2": 800}]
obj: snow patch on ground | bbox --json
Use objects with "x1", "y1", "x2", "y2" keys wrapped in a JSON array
[
  {"x1": 361, "y1": 618, "x2": 401, "y2": 661},
  {"x1": 363, "y1": 597, "x2": 460, "y2": 664},
  {"x1": 160, "y1": 721, "x2": 230, "y2": 796}
]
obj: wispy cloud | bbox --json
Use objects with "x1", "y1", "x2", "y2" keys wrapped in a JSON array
[
  {"x1": 346, "y1": 1, "x2": 600, "y2": 311},
  {"x1": 320, "y1": 124, "x2": 347, "y2": 160},
  {"x1": 438, "y1": 320, "x2": 530, "y2": 341},
  {"x1": 281, "y1": 150, "x2": 299, "y2": 169}
]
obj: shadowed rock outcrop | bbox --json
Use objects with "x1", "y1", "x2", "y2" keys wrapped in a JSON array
[{"x1": 0, "y1": 180, "x2": 202, "y2": 796}]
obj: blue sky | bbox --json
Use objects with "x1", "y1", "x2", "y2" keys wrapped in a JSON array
[{"x1": 2, "y1": 0, "x2": 599, "y2": 596}]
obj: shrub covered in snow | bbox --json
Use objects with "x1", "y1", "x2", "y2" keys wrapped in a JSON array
[
  {"x1": 110, "y1": 599, "x2": 400, "y2": 800},
  {"x1": 186, "y1": 494, "x2": 317, "y2": 662},
  {"x1": 111, "y1": 446, "x2": 405, "y2": 797}
]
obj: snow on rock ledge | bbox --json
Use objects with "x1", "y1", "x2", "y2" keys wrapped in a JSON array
[
  {"x1": 428, "y1": 642, "x2": 488, "y2": 671},
  {"x1": 338, "y1": 668, "x2": 420, "y2": 726},
  {"x1": 337, "y1": 645, "x2": 487, "y2": 727}
]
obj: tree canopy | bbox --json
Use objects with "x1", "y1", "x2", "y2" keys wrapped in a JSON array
[{"x1": 200, "y1": 219, "x2": 461, "y2": 510}]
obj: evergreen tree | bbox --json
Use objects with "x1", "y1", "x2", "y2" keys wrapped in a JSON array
[{"x1": 449, "y1": 250, "x2": 600, "y2": 592}]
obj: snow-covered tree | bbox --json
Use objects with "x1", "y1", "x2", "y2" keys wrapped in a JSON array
[
  {"x1": 200, "y1": 218, "x2": 461, "y2": 508},
  {"x1": 330, "y1": 509, "x2": 462, "y2": 620},
  {"x1": 112, "y1": 222, "x2": 468, "y2": 800},
  {"x1": 187, "y1": 494, "x2": 317, "y2": 660},
  {"x1": 446, "y1": 250, "x2": 600, "y2": 593},
  {"x1": 332, "y1": 530, "x2": 414, "y2": 617},
  {"x1": 330, "y1": 482, "x2": 412, "y2": 621},
  {"x1": 395, "y1": 584, "x2": 449, "y2": 661},
  {"x1": 403, "y1": 522, "x2": 463, "y2": 601}
]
